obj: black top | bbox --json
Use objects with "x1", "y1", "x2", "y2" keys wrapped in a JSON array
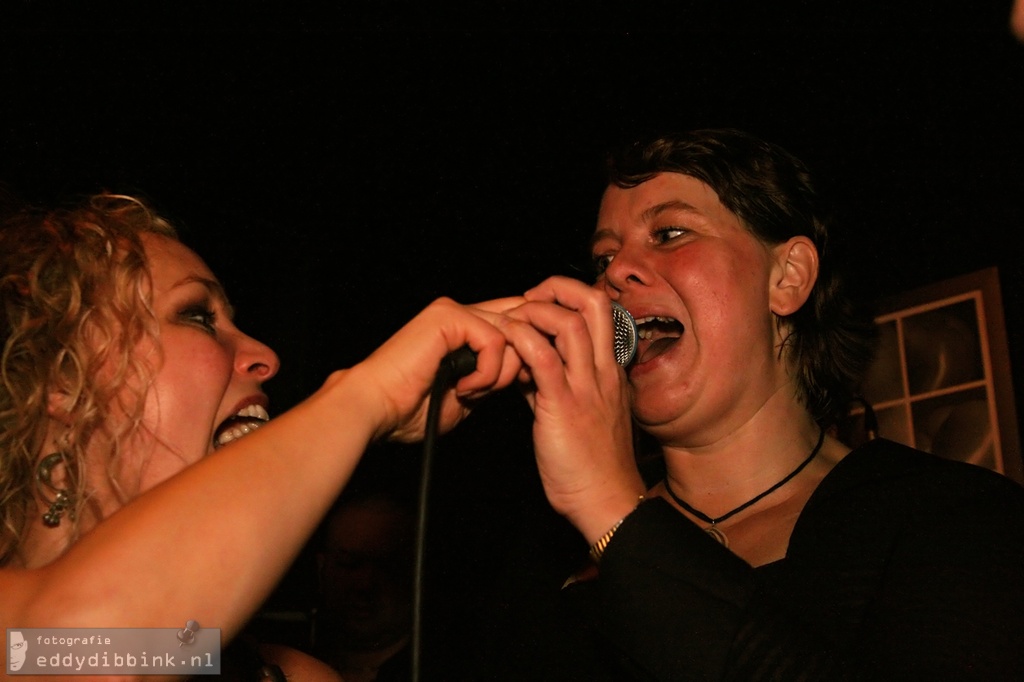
[{"x1": 473, "y1": 439, "x2": 1024, "y2": 680}]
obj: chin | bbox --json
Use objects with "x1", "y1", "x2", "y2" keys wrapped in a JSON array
[{"x1": 631, "y1": 406, "x2": 680, "y2": 437}]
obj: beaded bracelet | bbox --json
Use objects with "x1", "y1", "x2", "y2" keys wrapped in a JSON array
[{"x1": 588, "y1": 494, "x2": 646, "y2": 563}]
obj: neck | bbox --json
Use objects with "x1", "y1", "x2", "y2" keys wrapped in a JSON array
[
  {"x1": 660, "y1": 400, "x2": 826, "y2": 519},
  {"x1": 666, "y1": 427, "x2": 823, "y2": 524}
]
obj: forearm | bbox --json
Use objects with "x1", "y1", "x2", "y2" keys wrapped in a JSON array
[{"x1": 11, "y1": 366, "x2": 383, "y2": 635}]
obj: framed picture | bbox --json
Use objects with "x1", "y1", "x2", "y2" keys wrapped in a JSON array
[{"x1": 842, "y1": 267, "x2": 1023, "y2": 483}]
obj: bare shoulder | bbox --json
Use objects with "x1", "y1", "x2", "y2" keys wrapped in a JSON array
[
  {"x1": 0, "y1": 563, "x2": 45, "y2": 623},
  {"x1": 258, "y1": 643, "x2": 343, "y2": 681}
]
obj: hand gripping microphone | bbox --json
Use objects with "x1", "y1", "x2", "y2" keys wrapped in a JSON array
[
  {"x1": 439, "y1": 301, "x2": 638, "y2": 383},
  {"x1": 415, "y1": 301, "x2": 638, "y2": 681}
]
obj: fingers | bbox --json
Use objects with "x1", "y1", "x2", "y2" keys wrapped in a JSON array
[
  {"x1": 357, "y1": 281, "x2": 614, "y2": 442},
  {"x1": 505, "y1": 276, "x2": 620, "y2": 376},
  {"x1": 526, "y1": 277, "x2": 618, "y2": 367},
  {"x1": 470, "y1": 295, "x2": 527, "y2": 314},
  {"x1": 456, "y1": 297, "x2": 527, "y2": 395},
  {"x1": 498, "y1": 303, "x2": 593, "y2": 392},
  {"x1": 357, "y1": 296, "x2": 524, "y2": 442},
  {"x1": 423, "y1": 299, "x2": 525, "y2": 396}
]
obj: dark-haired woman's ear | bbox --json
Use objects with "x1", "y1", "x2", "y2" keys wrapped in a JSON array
[{"x1": 768, "y1": 236, "x2": 818, "y2": 317}]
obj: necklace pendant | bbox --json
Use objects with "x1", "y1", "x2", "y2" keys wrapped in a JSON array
[{"x1": 706, "y1": 525, "x2": 729, "y2": 547}]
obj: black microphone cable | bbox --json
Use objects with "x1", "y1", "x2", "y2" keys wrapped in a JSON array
[{"x1": 411, "y1": 347, "x2": 476, "y2": 682}]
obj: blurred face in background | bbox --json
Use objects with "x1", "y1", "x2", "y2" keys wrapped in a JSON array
[{"x1": 317, "y1": 497, "x2": 415, "y2": 649}]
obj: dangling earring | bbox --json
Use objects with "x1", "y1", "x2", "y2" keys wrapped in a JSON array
[{"x1": 36, "y1": 452, "x2": 76, "y2": 528}]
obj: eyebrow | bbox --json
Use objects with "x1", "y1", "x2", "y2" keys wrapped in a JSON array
[
  {"x1": 640, "y1": 199, "x2": 701, "y2": 222},
  {"x1": 175, "y1": 275, "x2": 236, "y2": 319},
  {"x1": 591, "y1": 200, "x2": 702, "y2": 248}
]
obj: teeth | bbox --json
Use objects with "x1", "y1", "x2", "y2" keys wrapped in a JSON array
[
  {"x1": 634, "y1": 316, "x2": 680, "y2": 341},
  {"x1": 216, "y1": 422, "x2": 263, "y2": 446},
  {"x1": 236, "y1": 404, "x2": 270, "y2": 421},
  {"x1": 214, "y1": 404, "x2": 271, "y2": 448},
  {"x1": 634, "y1": 316, "x2": 676, "y2": 324}
]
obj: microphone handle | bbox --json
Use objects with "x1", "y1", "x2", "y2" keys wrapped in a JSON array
[{"x1": 438, "y1": 346, "x2": 478, "y2": 386}]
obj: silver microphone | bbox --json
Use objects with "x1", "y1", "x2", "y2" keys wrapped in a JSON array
[{"x1": 611, "y1": 301, "x2": 638, "y2": 366}]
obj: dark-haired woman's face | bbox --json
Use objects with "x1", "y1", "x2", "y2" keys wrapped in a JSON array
[{"x1": 591, "y1": 173, "x2": 791, "y2": 443}]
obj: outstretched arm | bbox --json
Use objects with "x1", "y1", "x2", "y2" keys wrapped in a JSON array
[{"x1": 0, "y1": 296, "x2": 523, "y2": 668}]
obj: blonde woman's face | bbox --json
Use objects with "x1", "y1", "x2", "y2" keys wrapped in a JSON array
[{"x1": 116, "y1": 233, "x2": 280, "y2": 495}]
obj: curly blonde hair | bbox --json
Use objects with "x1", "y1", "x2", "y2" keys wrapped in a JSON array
[{"x1": 0, "y1": 193, "x2": 178, "y2": 565}]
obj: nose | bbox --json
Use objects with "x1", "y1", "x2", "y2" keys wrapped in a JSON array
[
  {"x1": 601, "y1": 245, "x2": 651, "y2": 295},
  {"x1": 235, "y1": 332, "x2": 280, "y2": 382}
]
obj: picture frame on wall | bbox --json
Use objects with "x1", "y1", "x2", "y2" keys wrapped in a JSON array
[{"x1": 843, "y1": 267, "x2": 1023, "y2": 483}]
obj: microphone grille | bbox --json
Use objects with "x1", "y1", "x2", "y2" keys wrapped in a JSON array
[{"x1": 611, "y1": 301, "x2": 638, "y2": 366}]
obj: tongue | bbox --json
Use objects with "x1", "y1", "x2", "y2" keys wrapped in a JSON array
[{"x1": 638, "y1": 336, "x2": 679, "y2": 364}]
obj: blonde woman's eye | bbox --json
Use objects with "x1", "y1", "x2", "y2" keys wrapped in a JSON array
[{"x1": 181, "y1": 306, "x2": 216, "y2": 332}]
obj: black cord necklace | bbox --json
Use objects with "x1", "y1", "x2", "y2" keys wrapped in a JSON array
[{"x1": 663, "y1": 427, "x2": 825, "y2": 547}]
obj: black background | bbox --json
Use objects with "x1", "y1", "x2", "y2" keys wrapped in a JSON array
[
  {"x1": 4, "y1": 0, "x2": 1024, "y2": 658},
  {"x1": 4, "y1": 2, "x2": 1023, "y2": 409}
]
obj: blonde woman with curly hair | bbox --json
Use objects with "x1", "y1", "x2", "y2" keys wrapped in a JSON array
[{"x1": 0, "y1": 192, "x2": 523, "y2": 679}]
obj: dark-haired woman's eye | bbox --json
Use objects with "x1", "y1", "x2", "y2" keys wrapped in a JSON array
[
  {"x1": 592, "y1": 253, "x2": 614, "y2": 275},
  {"x1": 653, "y1": 227, "x2": 687, "y2": 243}
]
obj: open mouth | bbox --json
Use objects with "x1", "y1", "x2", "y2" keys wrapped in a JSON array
[
  {"x1": 213, "y1": 404, "x2": 270, "y2": 449},
  {"x1": 634, "y1": 316, "x2": 685, "y2": 363}
]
